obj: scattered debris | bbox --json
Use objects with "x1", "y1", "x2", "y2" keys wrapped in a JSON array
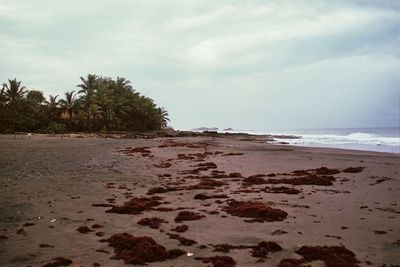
[
  {"x1": 107, "y1": 233, "x2": 185, "y2": 264},
  {"x1": 243, "y1": 175, "x2": 267, "y2": 185},
  {"x1": 278, "y1": 258, "x2": 309, "y2": 267},
  {"x1": 194, "y1": 193, "x2": 228, "y2": 200},
  {"x1": 42, "y1": 257, "x2": 73, "y2": 267},
  {"x1": 77, "y1": 226, "x2": 93, "y2": 234},
  {"x1": 107, "y1": 196, "x2": 162, "y2": 214},
  {"x1": 171, "y1": 225, "x2": 189, "y2": 233},
  {"x1": 296, "y1": 245, "x2": 360, "y2": 267},
  {"x1": 195, "y1": 255, "x2": 236, "y2": 267},
  {"x1": 175, "y1": 211, "x2": 205, "y2": 222},
  {"x1": 16, "y1": 228, "x2": 26, "y2": 236},
  {"x1": 223, "y1": 200, "x2": 288, "y2": 222},
  {"x1": 137, "y1": 217, "x2": 168, "y2": 229},
  {"x1": 251, "y1": 241, "x2": 282, "y2": 258},
  {"x1": 266, "y1": 175, "x2": 335, "y2": 186},
  {"x1": 167, "y1": 233, "x2": 197, "y2": 246},
  {"x1": 343, "y1": 167, "x2": 364, "y2": 173},
  {"x1": 39, "y1": 243, "x2": 54, "y2": 248},
  {"x1": 264, "y1": 186, "x2": 301, "y2": 194}
]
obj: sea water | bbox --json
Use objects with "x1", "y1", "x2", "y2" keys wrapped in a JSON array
[{"x1": 225, "y1": 127, "x2": 400, "y2": 154}]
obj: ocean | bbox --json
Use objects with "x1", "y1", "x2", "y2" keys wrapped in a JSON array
[{"x1": 224, "y1": 127, "x2": 400, "y2": 154}]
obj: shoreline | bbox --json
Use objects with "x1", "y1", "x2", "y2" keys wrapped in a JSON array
[
  {"x1": 0, "y1": 134, "x2": 399, "y2": 266},
  {"x1": 3, "y1": 131, "x2": 399, "y2": 155}
]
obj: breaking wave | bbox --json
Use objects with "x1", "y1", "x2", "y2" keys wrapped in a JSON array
[{"x1": 274, "y1": 131, "x2": 399, "y2": 153}]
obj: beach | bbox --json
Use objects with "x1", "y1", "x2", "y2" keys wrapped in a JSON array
[{"x1": 0, "y1": 134, "x2": 399, "y2": 267}]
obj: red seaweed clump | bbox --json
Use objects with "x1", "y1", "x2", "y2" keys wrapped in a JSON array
[
  {"x1": 195, "y1": 256, "x2": 236, "y2": 267},
  {"x1": 343, "y1": 167, "x2": 364, "y2": 173},
  {"x1": 39, "y1": 243, "x2": 54, "y2": 248},
  {"x1": 177, "y1": 153, "x2": 205, "y2": 161},
  {"x1": 119, "y1": 147, "x2": 152, "y2": 156},
  {"x1": 194, "y1": 193, "x2": 228, "y2": 200},
  {"x1": 77, "y1": 226, "x2": 93, "y2": 234},
  {"x1": 251, "y1": 241, "x2": 282, "y2": 258},
  {"x1": 278, "y1": 258, "x2": 308, "y2": 267},
  {"x1": 291, "y1": 170, "x2": 310, "y2": 176},
  {"x1": 296, "y1": 245, "x2": 360, "y2": 267},
  {"x1": 198, "y1": 162, "x2": 218, "y2": 169},
  {"x1": 167, "y1": 233, "x2": 197, "y2": 246},
  {"x1": 315, "y1": 167, "x2": 340, "y2": 175},
  {"x1": 175, "y1": 211, "x2": 205, "y2": 222},
  {"x1": 42, "y1": 257, "x2": 73, "y2": 267},
  {"x1": 137, "y1": 217, "x2": 168, "y2": 229},
  {"x1": 147, "y1": 187, "x2": 177, "y2": 195},
  {"x1": 92, "y1": 203, "x2": 114, "y2": 207},
  {"x1": 171, "y1": 225, "x2": 189, "y2": 233},
  {"x1": 107, "y1": 233, "x2": 185, "y2": 265},
  {"x1": 290, "y1": 167, "x2": 341, "y2": 177},
  {"x1": 223, "y1": 200, "x2": 287, "y2": 222},
  {"x1": 264, "y1": 186, "x2": 302, "y2": 194},
  {"x1": 242, "y1": 175, "x2": 267, "y2": 185},
  {"x1": 266, "y1": 175, "x2": 335, "y2": 186},
  {"x1": 223, "y1": 153, "x2": 244, "y2": 156},
  {"x1": 107, "y1": 196, "x2": 162, "y2": 214}
]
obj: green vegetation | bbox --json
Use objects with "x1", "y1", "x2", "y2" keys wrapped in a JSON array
[{"x1": 0, "y1": 75, "x2": 169, "y2": 133}]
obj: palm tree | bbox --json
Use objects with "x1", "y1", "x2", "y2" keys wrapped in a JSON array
[
  {"x1": 0, "y1": 87, "x2": 6, "y2": 107},
  {"x1": 88, "y1": 104, "x2": 102, "y2": 130},
  {"x1": 46, "y1": 95, "x2": 60, "y2": 121},
  {"x1": 2, "y1": 78, "x2": 27, "y2": 102},
  {"x1": 157, "y1": 107, "x2": 170, "y2": 129},
  {"x1": 112, "y1": 77, "x2": 134, "y2": 130},
  {"x1": 115, "y1": 77, "x2": 133, "y2": 95},
  {"x1": 60, "y1": 90, "x2": 76, "y2": 122},
  {"x1": 77, "y1": 74, "x2": 98, "y2": 130},
  {"x1": 95, "y1": 78, "x2": 115, "y2": 132},
  {"x1": 77, "y1": 74, "x2": 98, "y2": 93}
]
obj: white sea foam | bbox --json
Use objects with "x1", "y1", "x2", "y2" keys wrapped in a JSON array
[
  {"x1": 219, "y1": 128, "x2": 400, "y2": 153},
  {"x1": 289, "y1": 132, "x2": 398, "y2": 146},
  {"x1": 274, "y1": 132, "x2": 399, "y2": 153}
]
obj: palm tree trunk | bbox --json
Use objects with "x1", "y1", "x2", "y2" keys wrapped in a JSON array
[{"x1": 86, "y1": 112, "x2": 90, "y2": 132}]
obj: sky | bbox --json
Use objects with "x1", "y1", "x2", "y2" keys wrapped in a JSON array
[{"x1": 0, "y1": 0, "x2": 399, "y2": 131}]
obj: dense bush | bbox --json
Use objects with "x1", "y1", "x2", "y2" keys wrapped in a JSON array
[
  {"x1": 0, "y1": 75, "x2": 169, "y2": 133},
  {"x1": 46, "y1": 122, "x2": 66, "y2": 134}
]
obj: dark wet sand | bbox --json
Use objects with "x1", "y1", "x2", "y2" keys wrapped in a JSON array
[{"x1": 0, "y1": 134, "x2": 399, "y2": 266}]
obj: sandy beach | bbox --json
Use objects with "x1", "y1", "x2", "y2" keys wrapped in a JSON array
[{"x1": 0, "y1": 134, "x2": 399, "y2": 267}]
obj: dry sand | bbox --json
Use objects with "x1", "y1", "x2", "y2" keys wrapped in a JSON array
[{"x1": 0, "y1": 134, "x2": 399, "y2": 267}]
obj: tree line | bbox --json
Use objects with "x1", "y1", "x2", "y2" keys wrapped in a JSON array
[{"x1": 0, "y1": 74, "x2": 169, "y2": 133}]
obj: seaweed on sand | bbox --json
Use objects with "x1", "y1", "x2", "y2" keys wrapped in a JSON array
[
  {"x1": 107, "y1": 233, "x2": 185, "y2": 265},
  {"x1": 296, "y1": 245, "x2": 360, "y2": 267},
  {"x1": 223, "y1": 200, "x2": 287, "y2": 222},
  {"x1": 174, "y1": 211, "x2": 205, "y2": 222},
  {"x1": 195, "y1": 255, "x2": 236, "y2": 267},
  {"x1": 106, "y1": 196, "x2": 162, "y2": 214},
  {"x1": 137, "y1": 217, "x2": 168, "y2": 229}
]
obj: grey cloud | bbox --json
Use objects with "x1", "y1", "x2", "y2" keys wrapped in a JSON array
[{"x1": 0, "y1": 0, "x2": 398, "y2": 130}]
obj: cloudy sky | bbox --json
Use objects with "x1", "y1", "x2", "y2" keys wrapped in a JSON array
[{"x1": 1, "y1": 0, "x2": 399, "y2": 130}]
